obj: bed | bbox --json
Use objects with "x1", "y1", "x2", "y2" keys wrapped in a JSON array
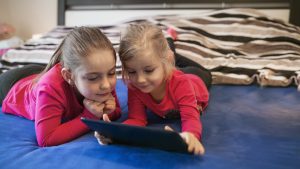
[{"x1": 1, "y1": 0, "x2": 300, "y2": 169}]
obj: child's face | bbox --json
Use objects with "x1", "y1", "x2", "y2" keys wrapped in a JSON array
[
  {"x1": 73, "y1": 49, "x2": 116, "y2": 103},
  {"x1": 125, "y1": 53, "x2": 165, "y2": 94}
]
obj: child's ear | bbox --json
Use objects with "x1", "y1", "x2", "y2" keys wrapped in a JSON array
[
  {"x1": 61, "y1": 68, "x2": 73, "y2": 84},
  {"x1": 167, "y1": 49, "x2": 175, "y2": 64}
]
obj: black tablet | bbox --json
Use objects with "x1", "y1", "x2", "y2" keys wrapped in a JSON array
[{"x1": 81, "y1": 118, "x2": 189, "y2": 154}]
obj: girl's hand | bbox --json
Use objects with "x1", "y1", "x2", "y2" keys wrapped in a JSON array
[
  {"x1": 180, "y1": 132, "x2": 205, "y2": 155},
  {"x1": 94, "y1": 114, "x2": 113, "y2": 145},
  {"x1": 83, "y1": 98, "x2": 105, "y2": 119},
  {"x1": 103, "y1": 94, "x2": 116, "y2": 114},
  {"x1": 164, "y1": 126, "x2": 205, "y2": 155}
]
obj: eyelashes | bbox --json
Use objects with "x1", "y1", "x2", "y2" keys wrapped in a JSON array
[{"x1": 127, "y1": 68, "x2": 155, "y2": 75}]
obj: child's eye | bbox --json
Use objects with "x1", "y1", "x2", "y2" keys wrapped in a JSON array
[
  {"x1": 127, "y1": 70, "x2": 136, "y2": 74},
  {"x1": 87, "y1": 77, "x2": 98, "y2": 81},
  {"x1": 145, "y1": 69, "x2": 154, "y2": 74},
  {"x1": 108, "y1": 71, "x2": 116, "y2": 76},
  {"x1": 85, "y1": 75, "x2": 99, "y2": 81}
]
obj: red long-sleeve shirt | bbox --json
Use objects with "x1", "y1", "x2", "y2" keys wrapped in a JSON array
[
  {"x1": 123, "y1": 69, "x2": 209, "y2": 140},
  {"x1": 2, "y1": 63, "x2": 121, "y2": 146}
]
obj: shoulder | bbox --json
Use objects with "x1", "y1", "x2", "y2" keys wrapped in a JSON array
[
  {"x1": 170, "y1": 69, "x2": 205, "y2": 87},
  {"x1": 169, "y1": 69, "x2": 193, "y2": 88},
  {"x1": 38, "y1": 64, "x2": 64, "y2": 86},
  {"x1": 168, "y1": 69, "x2": 208, "y2": 97},
  {"x1": 35, "y1": 64, "x2": 67, "y2": 95}
]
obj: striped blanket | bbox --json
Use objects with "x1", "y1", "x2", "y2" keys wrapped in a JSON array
[{"x1": 2, "y1": 8, "x2": 300, "y2": 88}]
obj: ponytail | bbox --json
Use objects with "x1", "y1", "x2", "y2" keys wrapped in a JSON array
[
  {"x1": 33, "y1": 39, "x2": 65, "y2": 82},
  {"x1": 43, "y1": 40, "x2": 64, "y2": 73}
]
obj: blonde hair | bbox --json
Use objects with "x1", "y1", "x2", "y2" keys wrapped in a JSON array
[
  {"x1": 36, "y1": 26, "x2": 116, "y2": 80},
  {"x1": 118, "y1": 22, "x2": 175, "y2": 83}
]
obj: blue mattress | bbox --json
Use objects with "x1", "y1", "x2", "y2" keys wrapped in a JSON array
[{"x1": 1, "y1": 80, "x2": 300, "y2": 169}]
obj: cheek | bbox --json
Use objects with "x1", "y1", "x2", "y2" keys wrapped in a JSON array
[
  {"x1": 128, "y1": 75, "x2": 139, "y2": 84},
  {"x1": 152, "y1": 70, "x2": 165, "y2": 81},
  {"x1": 75, "y1": 80, "x2": 94, "y2": 95},
  {"x1": 152, "y1": 72, "x2": 164, "y2": 85},
  {"x1": 152, "y1": 76, "x2": 164, "y2": 85},
  {"x1": 110, "y1": 78, "x2": 117, "y2": 88}
]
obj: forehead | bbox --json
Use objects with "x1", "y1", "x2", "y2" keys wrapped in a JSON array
[
  {"x1": 125, "y1": 53, "x2": 161, "y2": 69},
  {"x1": 76, "y1": 49, "x2": 115, "y2": 74}
]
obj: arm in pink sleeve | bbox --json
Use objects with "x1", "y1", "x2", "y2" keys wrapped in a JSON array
[
  {"x1": 172, "y1": 80, "x2": 203, "y2": 140},
  {"x1": 122, "y1": 89, "x2": 147, "y2": 126},
  {"x1": 34, "y1": 86, "x2": 98, "y2": 147}
]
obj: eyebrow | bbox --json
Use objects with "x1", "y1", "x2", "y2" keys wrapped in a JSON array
[
  {"x1": 85, "y1": 66, "x2": 116, "y2": 75},
  {"x1": 145, "y1": 66, "x2": 156, "y2": 69},
  {"x1": 126, "y1": 65, "x2": 154, "y2": 70}
]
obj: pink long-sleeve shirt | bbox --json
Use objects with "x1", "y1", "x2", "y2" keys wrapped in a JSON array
[
  {"x1": 123, "y1": 69, "x2": 209, "y2": 140},
  {"x1": 2, "y1": 63, "x2": 121, "y2": 146}
]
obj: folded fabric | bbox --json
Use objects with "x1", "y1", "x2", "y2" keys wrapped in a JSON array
[{"x1": 0, "y1": 36, "x2": 23, "y2": 49}]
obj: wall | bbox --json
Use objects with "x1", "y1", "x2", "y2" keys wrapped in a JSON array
[
  {"x1": 0, "y1": 0, "x2": 10, "y2": 22},
  {"x1": 0, "y1": 0, "x2": 57, "y2": 40}
]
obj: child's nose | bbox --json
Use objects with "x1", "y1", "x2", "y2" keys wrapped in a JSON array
[
  {"x1": 100, "y1": 77, "x2": 110, "y2": 90},
  {"x1": 137, "y1": 74, "x2": 146, "y2": 83}
]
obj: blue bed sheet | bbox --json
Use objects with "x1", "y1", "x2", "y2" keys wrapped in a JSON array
[{"x1": 1, "y1": 80, "x2": 300, "y2": 169}]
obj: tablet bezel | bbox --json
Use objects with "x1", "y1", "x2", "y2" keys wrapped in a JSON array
[{"x1": 81, "y1": 118, "x2": 189, "y2": 153}]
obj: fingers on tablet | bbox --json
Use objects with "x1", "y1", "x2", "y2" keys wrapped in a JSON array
[
  {"x1": 164, "y1": 125, "x2": 174, "y2": 131},
  {"x1": 102, "y1": 114, "x2": 111, "y2": 122},
  {"x1": 94, "y1": 131, "x2": 112, "y2": 145}
]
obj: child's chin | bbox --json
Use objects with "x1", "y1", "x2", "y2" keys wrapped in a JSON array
[{"x1": 140, "y1": 89, "x2": 153, "y2": 94}]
